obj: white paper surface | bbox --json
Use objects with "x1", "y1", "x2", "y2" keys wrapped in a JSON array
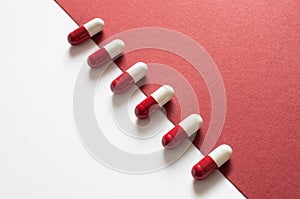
[{"x1": 0, "y1": 1, "x2": 245, "y2": 198}]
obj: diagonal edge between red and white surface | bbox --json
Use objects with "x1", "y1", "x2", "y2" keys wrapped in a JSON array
[{"x1": 54, "y1": 0, "x2": 300, "y2": 198}]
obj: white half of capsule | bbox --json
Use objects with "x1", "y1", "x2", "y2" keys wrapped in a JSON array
[
  {"x1": 126, "y1": 62, "x2": 148, "y2": 83},
  {"x1": 151, "y1": 85, "x2": 174, "y2": 107},
  {"x1": 103, "y1": 39, "x2": 125, "y2": 59},
  {"x1": 179, "y1": 114, "x2": 203, "y2": 137},
  {"x1": 83, "y1": 18, "x2": 105, "y2": 37},
  {"x1": 208, "y1": 144, "x2": 233, "y2": 167}
]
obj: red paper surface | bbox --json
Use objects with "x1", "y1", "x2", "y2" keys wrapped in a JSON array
[{"x1": 55, "y1": 0, "x2": 300, "y2": 198}]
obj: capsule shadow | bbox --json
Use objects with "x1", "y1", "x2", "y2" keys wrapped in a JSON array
[
  {"x1": 190, "y1": 128, "x2": 202, "y2": 148},
  {"x1": 88, "y1": 60, "x2": 114, "y2": 81},
  {"x1": 91, "y1": 31, "x2": 105, "y2": 45},
  {"x1": 163, "y1": 140, "x2": 193, "y2": 165},
  {"x1": 218, "y1": 160, "x2": 232, "y2": 176},
  {"x1": 68, "y1": 41, "x2": 95, "y2": 57},
  {"x1": 192, "y1": 171, "x2": 223, "y2": 196}
]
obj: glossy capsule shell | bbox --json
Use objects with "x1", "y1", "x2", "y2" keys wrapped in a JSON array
[
  {"x1": 135, "y1": 85, "x2": 174, "y2": 119},
  {"x1": 162, "y1": 114, "x2": 202, "y2": 149},
  {"x1": 87, "y1": 39, "x2": 125, "y2": 68},
  {"x1": 68, "y1": 18, "x2": 104, "y2": 45},
  {"x1": 111, "y1": 62, "x2": 148, "y2": 94},
  {"x1": 192, "y1": 144, "x2": 232, "y2": 180}
]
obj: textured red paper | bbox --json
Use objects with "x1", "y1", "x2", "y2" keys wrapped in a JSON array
[{"x1": 55, "y1": 0, "x2": 300, "y2": 198}]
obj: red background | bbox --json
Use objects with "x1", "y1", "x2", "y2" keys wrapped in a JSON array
[{"x1": 55, "y1": 0, "x2": 300, "y2": 198}]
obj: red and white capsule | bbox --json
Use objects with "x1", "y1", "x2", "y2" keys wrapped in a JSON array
[
  {"x1": 110, "y1": 62, "x2": 148, "y2": 94},
  {"x1": 87, "y1": 39, "x2": 125, "y2": 68},
  {"x1": 135, "y1": 85, "x2": 174, "y2": 119},
  {"x1": 162, "y1": 114, "x2": 202, "y2": 149},
  {"x1": 192, "y1": 144, "x2": 232, "y2": 180},
  {"x1": 68, "y1": 18, "x2": 104, "y2": 45}
]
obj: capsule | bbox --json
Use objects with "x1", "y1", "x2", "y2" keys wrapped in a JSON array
[
  {"x1": 111, "y1": 62, "x2": 148, "y2": 94},
  {"x1": 192, "y1": 144, "x2": 232, "y2": 180},
  {"x1": 68, "y1": 18, "x2": 104, "y2": 45},
  {"x1": 87, "y1": 39, "x2": 125, "y2": 68},
  {"x1": 162, "y1": 114, "x2": 202, "y2": 149},
  {"x1": 135, "y1": 85, "x2": 174, "y2": 119}
]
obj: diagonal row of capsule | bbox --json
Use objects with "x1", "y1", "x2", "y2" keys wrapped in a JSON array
[{"x1": 68, "y1": 18, "x2": 233, "y2": 181}]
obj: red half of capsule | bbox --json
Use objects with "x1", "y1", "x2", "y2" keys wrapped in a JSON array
[
  {"x1": 135, "y1": 96, "x2": 160, "y2": 119},
  {"x1": 68, "y1": 26, "x2": 90, "y2": 45},
  {"x1": 162, "y1": 125, "x2": 189, "y2": 149},
  {"x1": 192, "y1": 155, "x2": 218, "y2": 180},
  {"x1": 87, "y1": 48, "x2": 111, "y2": 68},
  {"x1": 110, "y1": 72, "x2": 135, "y2": 94}
]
